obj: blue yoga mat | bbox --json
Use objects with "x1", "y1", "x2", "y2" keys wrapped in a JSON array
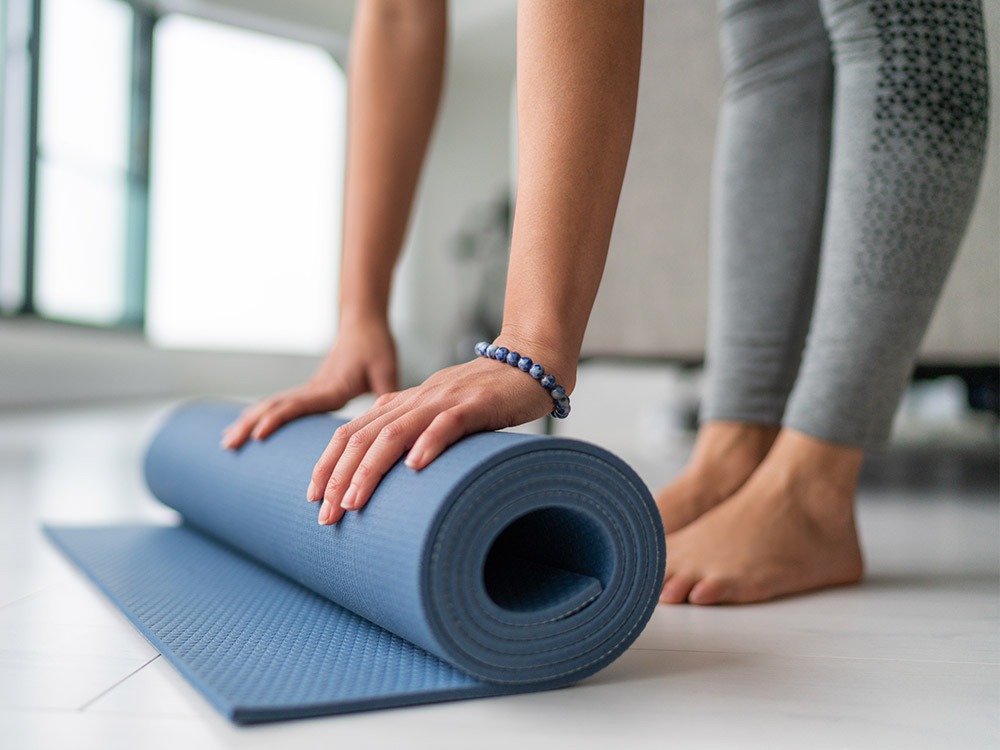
[{"x1": 46, "y1": 401, "x2": 664, "y2": 723}]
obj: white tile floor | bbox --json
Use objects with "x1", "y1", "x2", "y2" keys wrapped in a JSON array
[{"x1": 2, "y1": 379, "x2": 998, "y2": 749}]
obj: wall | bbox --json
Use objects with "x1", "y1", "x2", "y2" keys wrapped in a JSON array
[{"x1": 395, "y1": 55, "x2": 515, "y2": 382}]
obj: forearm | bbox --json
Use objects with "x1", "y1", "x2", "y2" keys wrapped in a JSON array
[
  {"x1": 309, "y1": 1, "x2": 643, "y2": 519},
  {"x1": 500, "y1": 0, "x2": 644, "y2": 389},
  {"x1": 339, "y1": 0, "x2": 446, "y2": 324}
]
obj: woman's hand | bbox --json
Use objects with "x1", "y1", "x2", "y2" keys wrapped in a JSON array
[
  {"x1": 221, "y1": 318, "x2": 398, "y2": 450},
  {"x1": 309, "y1": 351, "x2": 571, "y2": 525}
]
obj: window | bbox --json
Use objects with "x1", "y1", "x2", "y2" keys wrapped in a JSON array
[
  {"x1": 33, "y1": 0, "x2": 134, "y2": 325},
  {"x1": 1, "y1": 3, "x2": 346, "y2": 356},
  {"x1": 145, "y1": 15, "x2": 346, "y2": 354}
]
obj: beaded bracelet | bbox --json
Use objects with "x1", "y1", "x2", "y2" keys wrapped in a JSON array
[{"x1": 474, "y1": 341, "x2": 571, "y2": 419}]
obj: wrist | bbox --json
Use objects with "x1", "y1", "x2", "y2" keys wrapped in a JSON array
[
  {"x1": 494, "y1": 326, "x2": 579, "y2": 393},
  {"x1": 338, "y1": 304, "x2": 390, "y2": 330},
  {"x1": 337, "y1": 268, "x2": 393, "y2": 329},
  {"x1": 475, "y1": 339, "x2": 574, "y2": 419}
]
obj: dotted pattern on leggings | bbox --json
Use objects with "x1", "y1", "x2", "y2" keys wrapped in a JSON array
[{"x1": 859, "y1": 0, "x2": 988, "y2": 294}]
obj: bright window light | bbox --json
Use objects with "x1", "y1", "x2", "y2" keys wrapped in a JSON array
[
  {"x1": 146, "y1": 15, "x2": 345, "y2": 354},
  {"x1": 35, "y1": 162, "x2": 128, "y2": 321},
  {"x1": 33, "y1": 0, "x2": 132, "y2": 324}
]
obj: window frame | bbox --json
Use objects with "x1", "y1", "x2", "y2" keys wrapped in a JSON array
[
  {"x1": 2, "y1": 0, "x2": 153, "y2": 329},
  {"x1": 1, "y1": 0, "x2": 347, "y2": 336}
]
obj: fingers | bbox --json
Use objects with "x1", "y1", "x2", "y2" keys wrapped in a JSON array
[
  {"x1": 250, "y1": 395, "x2": 319, "y2": 442},
  {"x1": 309, "y1": 404, "x2": 401, "y2": 522},
  {"x1": 405, "y1": 406, "x2": 478, "y2": 470},
  {"x1": 336, "y1": 416, "x2": 418, "y2": 512},
  {"x1": 222, "y1": 399, "x2": 301, "y2": 449},
  {"x1": 313, "y1": 403, "x2": 482, "y2": 526},
  {"x1": 372, "y1": 391, "x2": 399, "y2": 410},
  {"x1": 221, "y1": 387, "x2": 352, "y2": 450},
  {"x1": 308, "y1": 358, "x2": 553, "y2": 526},
  {"x1": 221, "y1": 419, "x2": 255, "y2": 450},
  {"x1": 221, "y1": 399, "x2": 275, "y2": 449}
]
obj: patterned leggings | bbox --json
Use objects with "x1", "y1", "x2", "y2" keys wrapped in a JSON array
[{"x1": 702, "y1": 0, "x2": 990, "y2": 448}]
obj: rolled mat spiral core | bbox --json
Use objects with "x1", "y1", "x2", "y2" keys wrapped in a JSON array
[{"x1": 44, "y1": 401, "x2": 665, "y2": 723}]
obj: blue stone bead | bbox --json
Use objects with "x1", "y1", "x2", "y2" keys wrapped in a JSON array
[
  {"x1": 529, "y1": 364, "x2": 544, "y2": 380},
  {"x1": 517, "y1": 357, "x2": 532, "y2": 372},
  {"x1": 495, "y1": 346, "x2": 509, "y2": 362},
  {"x1": 539, "y1": 374, "x2": 556, "y2": 390},
  {"x1": 553, "y1": 398, "x2": 571, "y2": 418},
  {"x1": 506, "y1": 351, "x2": 520, "y2": 366},
  {"x1": 475, "y1": 341, "x2": 489, "y2": 357},
  {"x1": 485, "y1": 344, "x2": 498, "y2": 359},
  {"x1": 550, "y1": 385, "x2": 566, "y2": 401},
  {"x1": 555, "y1": 396, "x2": 570, "y2": 410}
]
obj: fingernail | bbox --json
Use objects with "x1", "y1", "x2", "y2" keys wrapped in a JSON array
[
  {"x1": 307, "y1": 481, "x2": 319, "y2": 502},
  {"x1": 318, "y1": 501, "x2": 330, "y2": 525},
  {"x1": 405, "y1": 449, "x2": 423, "y2": 470},
  {"x1": 341, "y1": 485, "x2": 358, "y2": 510}
]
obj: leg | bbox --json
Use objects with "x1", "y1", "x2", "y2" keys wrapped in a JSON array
[
  {"x1": 784, "y1": 0, "x2": 990, "y2": 448},
  {"x1": 662, "y1": 0, "x2": 990, "y2": 604},
  {"x1": 657, "y1": 0, "x2": 834, "y2": 533}
]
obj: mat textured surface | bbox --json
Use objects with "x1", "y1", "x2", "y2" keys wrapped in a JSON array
[{"x1": 45, "y1": 402, "x2": 664, "y2": 722}]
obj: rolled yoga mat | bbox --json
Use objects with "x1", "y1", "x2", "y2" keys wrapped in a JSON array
[{"x1": 45, "y1": 401, "x2": 665, "y2": 723}]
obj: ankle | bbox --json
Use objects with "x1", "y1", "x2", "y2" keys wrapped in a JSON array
[
  {"x1": 687, "y1": 421, "x2": 779, "y2": 491},
  {"x1": 763, "y1": 429, "x2": 863, "y2": 523}
]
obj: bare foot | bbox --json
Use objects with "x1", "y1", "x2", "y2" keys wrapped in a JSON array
[
  {"x1": 659, "y1": 429, "x2": 865, "y2": 605},
  {"x1": 655, "y1": 421, "x2": 780, "y2": 534}
]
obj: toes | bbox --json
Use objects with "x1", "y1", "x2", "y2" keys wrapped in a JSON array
[
  {"x1": 660, "y1": 573, "x2": 739, "y2": 606},
  {"x1": 659, "y1": 574, "x2": 698, "y2": 605},
  {"x1": 687, "y1": 576, "x2": 733, "y2": 606}
]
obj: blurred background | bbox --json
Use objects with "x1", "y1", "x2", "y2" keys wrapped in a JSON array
[{"x1": 0, "y1": 0, "x2": 997, "y2": 447}]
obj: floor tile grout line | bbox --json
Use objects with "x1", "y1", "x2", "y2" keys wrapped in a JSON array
[
  {"x1": 77, "y1": 654, "x2": 162, "y2": 713},
  {"x1": 625, "y1": 645, "x2": 1000, "y2": 666}
]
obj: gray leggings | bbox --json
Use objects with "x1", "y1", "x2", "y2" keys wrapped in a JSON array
[{"x1": 702, "y1": 0, "x2": 990, "y2": 449}]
